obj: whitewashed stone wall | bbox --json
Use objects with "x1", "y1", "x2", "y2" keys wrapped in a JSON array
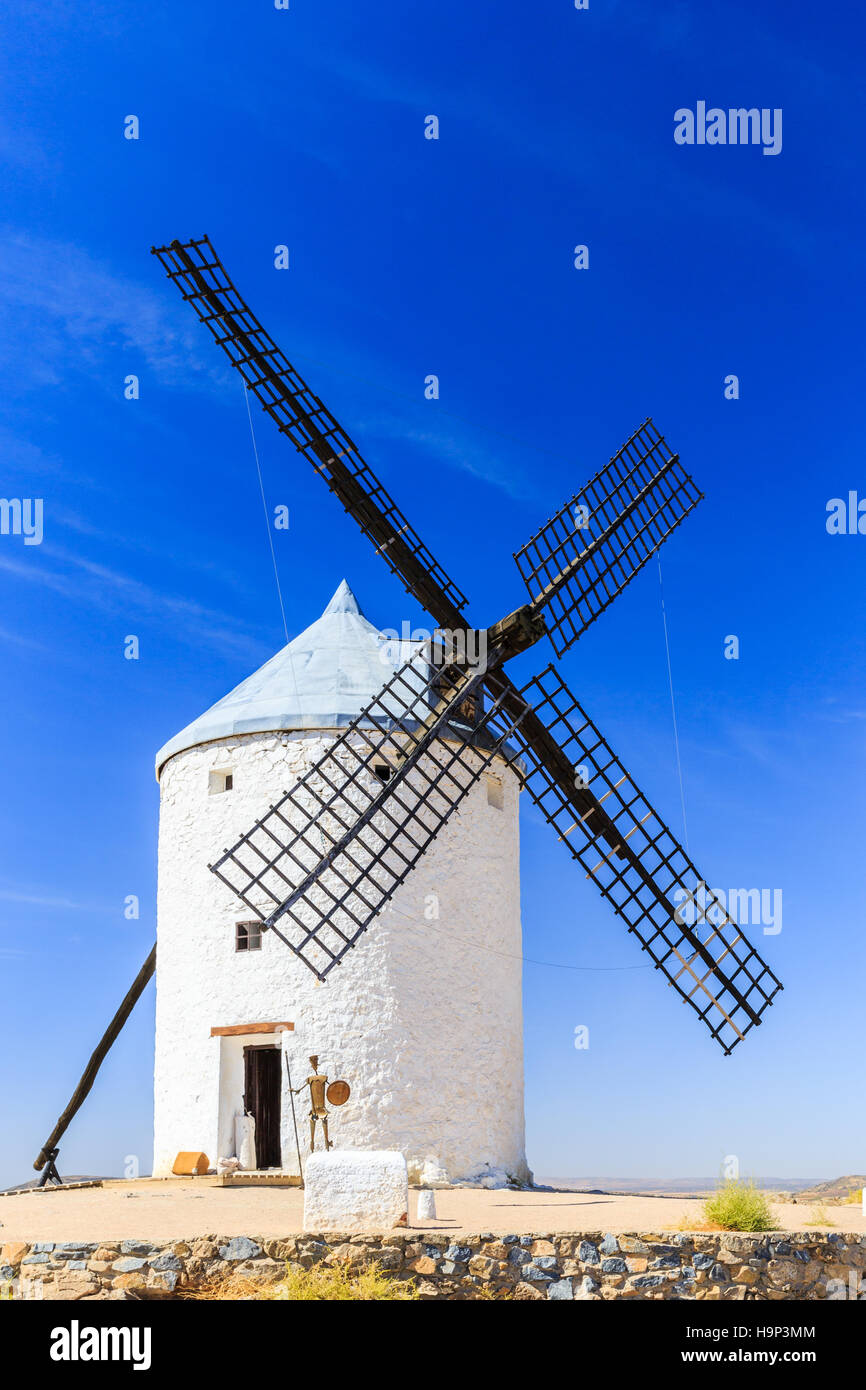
[{"x1": 152, "y1": 729, "x2": 529, "y2": 1184}]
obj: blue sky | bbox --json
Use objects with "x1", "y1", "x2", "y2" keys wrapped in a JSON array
[{"x1": 1, "y1": 1, "x2": 864, "y2": 1189}]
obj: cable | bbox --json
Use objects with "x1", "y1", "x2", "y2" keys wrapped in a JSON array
[
  {"x1": 657, "y1": 558, "x2": 689, "y2": 852},
  {"x1": 244, "y1": 383, "x2": 290, "y2": 645}
]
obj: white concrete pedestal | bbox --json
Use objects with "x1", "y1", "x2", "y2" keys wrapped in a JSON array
[{"x1": 303, "y1": 1150, "x2": 409, "y2": 1232}]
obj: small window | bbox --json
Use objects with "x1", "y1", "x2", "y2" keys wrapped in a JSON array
[
  {"x1": 209, "y1": 769, "x2": 234, "y2": 795},
  {"x1": 486, "y1": 774, "x2": 504, "y2": 810},
  {"x1": 372, "y1": 763, "x2": 393, "y2": 784},
  {"x1": 236, "y1": 921, "x2": 262, "y2": 952}
]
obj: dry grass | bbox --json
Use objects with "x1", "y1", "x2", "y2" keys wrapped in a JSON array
[
  {"x1": 187, "y1": 1260, "x2": 420, "y2": 1301},
  {"x1": 803, "y1": 1205, "x2": 837, "y2": 1228}
]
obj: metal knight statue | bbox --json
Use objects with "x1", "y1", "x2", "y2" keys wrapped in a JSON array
[{"x1": 292, "y1": 1055, "x2": 350, "y2": 1152}]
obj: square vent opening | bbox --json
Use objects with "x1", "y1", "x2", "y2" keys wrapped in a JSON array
[{"x1": 486, "y1": 774, "x2": 504, "y2": 810}]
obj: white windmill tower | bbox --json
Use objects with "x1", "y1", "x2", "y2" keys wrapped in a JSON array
[{"x1": 151, "y1": 580, "x2": 530, "y2": 1185}]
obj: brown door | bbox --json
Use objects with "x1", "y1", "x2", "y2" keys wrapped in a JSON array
[{"x1": 243, "y1": 1046, "x2": 282, "y2": 1169}]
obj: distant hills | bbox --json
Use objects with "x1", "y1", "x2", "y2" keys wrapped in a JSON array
[
  {"x1": 793, "y1": 1175, "x2": 865, "y2": 1205},
  {"x1": 539, "y1": 1175, "x2": 825, "y2": 1198}
]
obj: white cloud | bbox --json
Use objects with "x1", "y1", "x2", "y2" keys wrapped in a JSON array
[
  {"x1": 0, "y1": 546, "x2": 271, "y2": 663},
  {"x1": 0, "y1": 227, "x2": 228, "y2": 394}
]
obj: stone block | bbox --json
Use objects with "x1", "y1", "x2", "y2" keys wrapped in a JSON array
[
  {"x1": 547, "y1": 1277, "x2": 574, "y2": 1300},
  {"x1": 303, "y1": 1151, "x2": 408, "y2": 1234},
  {"x1": 482, "y1": 1241, "x2": 510, "y2": 1261},
  {"x1": 445, "y1": 1244, "x2": 473, "y2": 1264},
  {"x1": 218, "y1": 1236, "x2": 262, "y2": 1261},
  {"x1": 150, "y1": 1253, "x2": 183, "y2": 1272},
  {"x1": 574, "y1": 1274, "x2": 600, "y2": 1300},
  {"x1": 43, "y1": 1272, "x2": 100, "y2": 1302},
  {"x1": 514, "y1": 1280, "x2": 545, "y2": 1300},
  {"x1": 0, "y1": 1243, "x2": 27, "y2": 1269}
]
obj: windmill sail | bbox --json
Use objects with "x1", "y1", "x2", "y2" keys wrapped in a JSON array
[
  {"x1": 491, "y1": 665, "x2": 782, "y2": 1054},
  {"x1": 151, "y1": 236, "x2": 467, "y2": 629},
  {"x1": 514, "y1": 419, "x2": 702, "y2": 658},
  {"x1": 209, "y1": 641, "x2": 528, "y2": 979},
  {"x1": 156, "y1": 233, "x2": 781, "y2": 1054}
]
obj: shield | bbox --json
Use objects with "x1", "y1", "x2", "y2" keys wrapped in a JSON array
[{"x1": 327, "y1": 1080, "x2": 351, "y2": 1107}]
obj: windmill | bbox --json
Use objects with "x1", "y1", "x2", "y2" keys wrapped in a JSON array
[{"x1": 31, "y1": 234, "x2": 781, "y2": 1186}]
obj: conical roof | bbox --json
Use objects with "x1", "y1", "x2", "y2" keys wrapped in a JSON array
[{"x1": 155, "y1": 581, "x2": 412, "y2": 777}]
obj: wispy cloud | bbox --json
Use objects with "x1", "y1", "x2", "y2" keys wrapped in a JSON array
[
  {"x1": 353, "y1": 408, "x2": 537, "y2": 503},
  {"x1": 0, "y1": 227, "x2": 228, "y2": 395},
  {"x1": 0, "y1": 888, "x2": 88, "y2": 910},
  {"x1": 0, "y1": 623, "x2": 52, "y2": 654},
  {"x1": 0, "y1": 545, "x2": 271, "y2": 662}
]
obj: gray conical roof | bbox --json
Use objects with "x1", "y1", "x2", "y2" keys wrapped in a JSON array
[{"x1": 155, "y1": 581, "x2": 413, "y2": 777}]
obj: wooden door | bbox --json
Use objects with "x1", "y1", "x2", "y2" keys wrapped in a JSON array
[{"x1": 243, "y1": 1046, "x2": 282, "y2": 1169}]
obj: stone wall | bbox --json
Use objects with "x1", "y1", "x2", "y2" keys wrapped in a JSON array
[{"x1": 3, "y1": 1230, "x2": 865, "y2": 1300}]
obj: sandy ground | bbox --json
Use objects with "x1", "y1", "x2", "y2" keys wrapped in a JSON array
[{"x1": 2, "y1": 1180, "x2": 863, "y2": 1243}]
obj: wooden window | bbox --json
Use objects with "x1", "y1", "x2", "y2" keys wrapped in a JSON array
[
  {"x1": 209, "y1": 768, "x2": 234, "y2": 795},
  {"x1": 236, "y1": 921, "x2": 262, "y2": 952}
]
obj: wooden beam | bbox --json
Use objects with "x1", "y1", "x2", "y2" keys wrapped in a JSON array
[
  {"x1": 34, "y1": 944, "x2": 157, "y2": 1171},
  {"x1": 210, "y1": 1022, "x2": 294, "y2": 1037}
]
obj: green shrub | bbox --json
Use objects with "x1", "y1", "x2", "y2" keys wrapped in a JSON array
[{"x1": 702, "y1": 1177, "x2": 776, "y2": 1232}]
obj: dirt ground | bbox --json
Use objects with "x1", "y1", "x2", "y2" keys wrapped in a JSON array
[{"x1": 2, "y1": 1179, "x2": 863, "y2": 1243}]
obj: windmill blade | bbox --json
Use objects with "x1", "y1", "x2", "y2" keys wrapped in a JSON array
[
  {"x1": 210, "y1": 640, "x2": 529, "y2": 980},
  {"x1": 514, "y1": 419, "x2": 703, "y2": 658},
  {"x1": 151, "y1": 235, "x2": 468, "y2": 630},
  {"x1": 487, "y1": 666, "x2": 782, "y2": 1055}
]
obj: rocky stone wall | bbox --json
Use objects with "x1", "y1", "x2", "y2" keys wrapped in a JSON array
[{"x1": 3, "y1": 1230, "x2": 864, "y2": 1300}]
